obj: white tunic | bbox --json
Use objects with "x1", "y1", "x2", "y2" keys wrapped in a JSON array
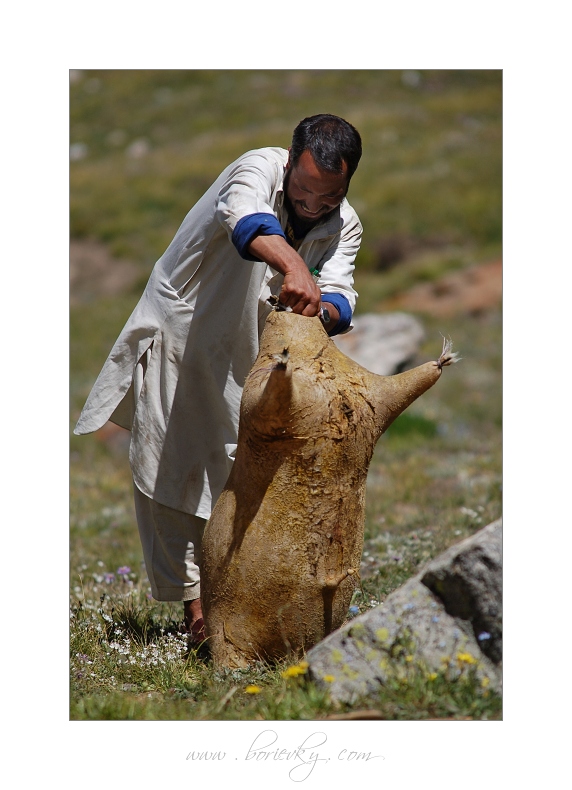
[{"x1": 74, "y1": 147, "x2": 362, "y2": 518}]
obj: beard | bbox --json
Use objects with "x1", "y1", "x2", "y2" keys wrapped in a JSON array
[{"x1": 282, "y1": 170, "x2": 339, "y2": 237}]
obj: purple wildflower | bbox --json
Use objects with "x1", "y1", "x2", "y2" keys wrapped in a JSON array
[
  {"x1": 104, "y1": 573, "x2": 115, "y2": 584},
  {"x1": 117, "y1": 566, "x2": 131, "y2": 576},
  {"x1": 478, "y1": 631, "x2": 491, "y2": 641}
]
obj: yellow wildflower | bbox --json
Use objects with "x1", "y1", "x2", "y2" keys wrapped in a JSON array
[
  {"x1": 281, "y1": 661, "x2": 309, "y2": 679},
  {"x1": 405, "y1": 654, "x2": 414, "y2": 663},
  {"x1": 457, "y1": 652, "x2": 478, "y2": 665},
  {"x1": 244, "y1": 685, "x2": 262, "y2": 694},
  {"x1": 427, "y1": 672, "x2": 438, "y2": 681},
  {"x1": 323, "y1": 675, "x2": 336, "y2": 683},
  {"x1": 481, "y1": 677, "x2": 490, "y2": 688}
]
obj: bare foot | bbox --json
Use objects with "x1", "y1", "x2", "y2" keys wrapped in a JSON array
[
  {"x1": 182, "y1": 599, "x2": 206, "y2": 646},
  {"x1": 183, "y1": 598, "x2": 203, "y2": 630}
]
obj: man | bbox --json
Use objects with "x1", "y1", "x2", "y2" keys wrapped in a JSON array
[{"x1": 74, "y1": 114, "x2": 363, "y2": 643}]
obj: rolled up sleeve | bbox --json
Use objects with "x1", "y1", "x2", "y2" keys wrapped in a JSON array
[{"x1": 232, "y1": 213, "x2": 286, "y2": 260}]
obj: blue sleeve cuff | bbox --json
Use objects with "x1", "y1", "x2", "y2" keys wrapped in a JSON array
[
  {"x1": 231, "y1": 213, "x2": 287, "y2": 260},
  {"x1": 320, "y1": 292, "x2": 353, "y2": 336}
]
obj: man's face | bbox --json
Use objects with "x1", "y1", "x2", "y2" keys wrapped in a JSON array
[{"x1": 284, "y1": 150, "x2": 348, "y2": 223}]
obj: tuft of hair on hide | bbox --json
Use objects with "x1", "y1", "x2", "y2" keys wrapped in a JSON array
[{"x1": 437, "y1": 335, "x2": 461, "y2": 369}]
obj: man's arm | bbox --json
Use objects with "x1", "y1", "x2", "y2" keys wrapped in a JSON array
[{"x1": 248, "y1": 234, "x2": 322, "y2": 317}]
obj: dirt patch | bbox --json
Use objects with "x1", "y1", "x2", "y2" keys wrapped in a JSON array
[
  {"x1": 70, "y1": 239, "x2": 141, "y2": 306},
  {"x1": 93, "y1": 420, "x2": 131, "y2": 455},
  {"x1": 381, "y1": 259, "x2": 502, "y2": 317}
]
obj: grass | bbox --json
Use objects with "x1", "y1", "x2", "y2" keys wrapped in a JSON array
[
  {"x1": 70, "y1": 69, "x2": 501, "y2": 720},
  {"x1": 69, "y1": 570, "x2": 500, "y2": 721}
]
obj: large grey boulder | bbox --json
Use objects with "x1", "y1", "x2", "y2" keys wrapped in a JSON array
[
  {"x1": 421, "y1": 520, "x2": 502, "y2": 664},
  {"x1": 333, "y1": 312, "x2": 425, "y2": 375},
  {"x1": 306, "y1": 519, "x2": 502, "y2": 703}
]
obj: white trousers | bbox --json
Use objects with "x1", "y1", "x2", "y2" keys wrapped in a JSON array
[{"x1": 132, "y1": 482, "x2": 206, "y2": 602}]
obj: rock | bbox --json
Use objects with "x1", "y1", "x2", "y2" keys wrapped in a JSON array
[
  {"x1": 306, "y1": 519, "x2": 502, "y2": 703},
  {"x1": 126, "y1": 138, "x2": 151, "y2": 159},
  {"x1": 421, "y1": 519, "x2": 502, "y2": 664},
  {"x1": 333, "y1": 312, "x2": 425, "y2": 375}
]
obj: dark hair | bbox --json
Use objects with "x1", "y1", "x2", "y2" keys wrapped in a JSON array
[{"x1": 290, "y1": 114, "x2": 362, "y2": 182}]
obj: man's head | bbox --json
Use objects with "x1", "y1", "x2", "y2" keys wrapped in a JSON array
[{"x1": 285, "y1": 114, "x2": 362, "y2": 224}]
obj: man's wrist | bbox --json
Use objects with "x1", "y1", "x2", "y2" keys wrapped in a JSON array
[
  {"x1": 320, "y1": 294, "x2": 350, "y2": 335},
  {"x1": 319, "y1": 301, "x2": 340, "y2": 333}
]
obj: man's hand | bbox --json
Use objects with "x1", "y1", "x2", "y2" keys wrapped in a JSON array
[
  {"x1": 280, "y1": 267, "x2": 322, "y2": 315},
  {"x1": 248, "y1": 235, "x2": 321, "y2": 316}
]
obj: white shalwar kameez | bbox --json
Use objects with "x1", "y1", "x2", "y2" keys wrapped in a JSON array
[{"x1": 74, "y1": 147, "x2": 362, "y2": 601}]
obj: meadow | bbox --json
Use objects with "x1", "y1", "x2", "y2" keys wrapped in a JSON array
[{"x1": 70, "y1": 69, "x2": 502, "y2": 720}]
